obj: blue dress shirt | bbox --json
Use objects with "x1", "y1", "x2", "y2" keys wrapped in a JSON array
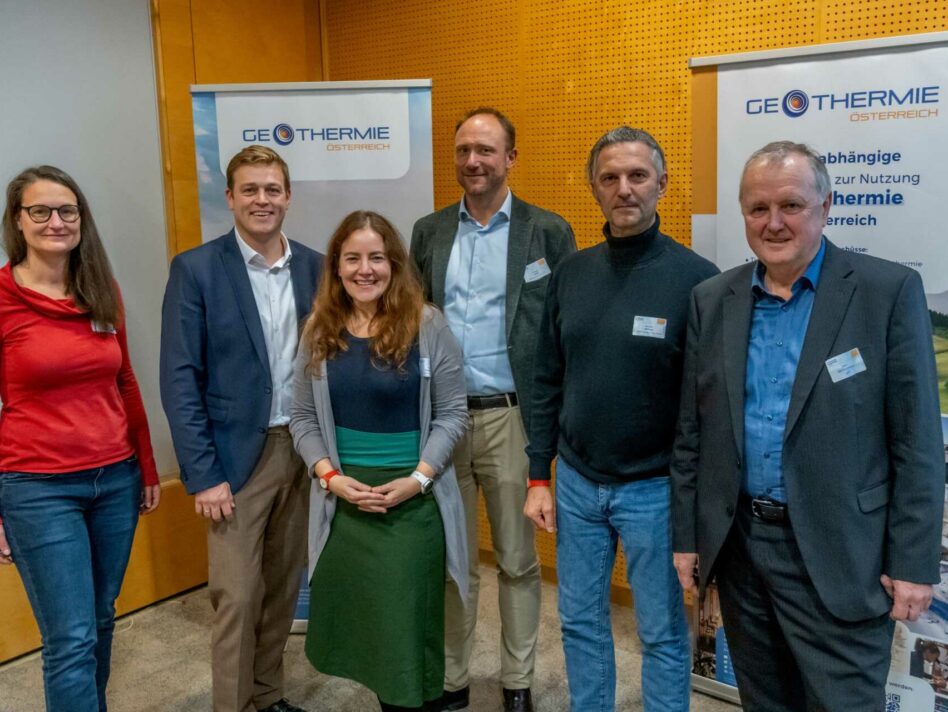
[
  {"x1": 443, "y1": 191, "x2": 517, "y2": 396},
  {"x1": 743, "y1": 238, "x2": 826, "y2": 502}
]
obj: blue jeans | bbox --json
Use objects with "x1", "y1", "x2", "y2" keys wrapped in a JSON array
[
  {"x1": 0, "y1": 457, "x2": 142, "y2": 712},
  {"x1": 555, "y1": 458, "x2": 690, "y2": 712}
]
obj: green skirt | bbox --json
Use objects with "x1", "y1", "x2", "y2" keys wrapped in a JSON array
[{"x1": 306, "y1": 464, "x2": 446, "y2": 707}]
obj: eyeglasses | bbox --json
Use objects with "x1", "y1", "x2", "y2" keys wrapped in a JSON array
[{"x1": 20, "y1": 204, "x2": 81, "y2": 223}]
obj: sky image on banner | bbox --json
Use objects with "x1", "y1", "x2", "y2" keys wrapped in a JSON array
[
  {"x1": 716, "y1": 45, "x2": 948, "y2": 300},
  {"x1": 191, "y1": 82, "x2": 433, "y2": 253}
]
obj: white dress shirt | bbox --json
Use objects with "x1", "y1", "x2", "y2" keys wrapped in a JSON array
[{"x1": 234, "y1": 229, "x2": 298, "y2": 426}]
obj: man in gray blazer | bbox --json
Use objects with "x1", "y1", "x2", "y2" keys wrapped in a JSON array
[
  {"x1": 671, "y1": 141, "x2": 944, "y2": 711},
  {"x1": 411, "y1": 107, "x2": 575, "y2": 712}
]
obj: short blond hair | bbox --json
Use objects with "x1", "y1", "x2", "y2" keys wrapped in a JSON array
[{"x1": 225, "y1": 145, "x2": 290, "y2": 191}]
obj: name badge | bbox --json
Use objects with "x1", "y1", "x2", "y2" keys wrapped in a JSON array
[
  {"x1": 420, "y1": 357, "x2": 432, "y2": 378},
  {"x1": 92, "y1": 321, "x2": 117, "y2": 334},
  {"x1": 523, "y1": 258, "x2": 551, "y2": 283},
  {"x1": 632, "y1": 316, "x2": 667, "y2": 339},
  {"x1": 825, "y1": 348, "x2": 866, "y2": 383}
]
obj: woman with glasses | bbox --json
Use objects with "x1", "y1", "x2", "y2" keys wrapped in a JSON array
[
  {"x1": 0, "y1": 166, "x2": 160, "y2": 711},
  {"x1": 290, "y1": 211, "x2": 468, "y2": 712}
]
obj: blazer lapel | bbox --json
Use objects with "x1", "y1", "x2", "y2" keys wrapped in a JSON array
[
  {"x1": 505, "y1": 196, "x2": 532, "y2": 340},
  {"x1": 722, "y1": 265, "x2": 754, "y2": 459},
  {"x1": 289, "y1": 245, "x2": 314, "y2": 324},
  {"x1": 784, "y1": 243, "x2": 855, "y2": 439},
  {"x1": 430, "y1": 206, "x2": 460, "y2": 307},
  {"x1": 219, "y1": 232, "x2": 271, "y2": 378}
]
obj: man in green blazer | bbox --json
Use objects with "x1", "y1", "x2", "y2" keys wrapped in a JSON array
[{"x1": 410, "y1": 107, "x2": 575, "y2": 712}]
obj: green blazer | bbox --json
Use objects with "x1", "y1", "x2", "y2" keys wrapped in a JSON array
[{"x1": 410, "y1": 194, "x2": 576, "y2": 433}]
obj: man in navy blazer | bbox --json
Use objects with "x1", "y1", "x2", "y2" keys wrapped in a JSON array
[
  {"x1": 671, "y1": 141, "x2": 943, "y2": 711},
  {"x1": 161, "y1": 146, "x2": 322, "y2": 712}
]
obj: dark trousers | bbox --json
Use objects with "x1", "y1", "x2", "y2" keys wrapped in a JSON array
[{"x1": 715, "y1": 507, "x2": 894, "y2": 712}]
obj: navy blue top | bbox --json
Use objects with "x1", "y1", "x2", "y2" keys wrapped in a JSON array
[
  {"x1": 327, "y1": 335, "x2": 421, "y2": 432},
  {"x1": 327, "y1": 335, "x2": 421, "y2": 468},
  {"x1": 743, "y1": 238, "x2": 826, "y2": 502}
]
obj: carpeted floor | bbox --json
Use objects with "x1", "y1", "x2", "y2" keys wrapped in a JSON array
[{"x1": 0, "y1": 565, "x2": 739, "y2": 711}]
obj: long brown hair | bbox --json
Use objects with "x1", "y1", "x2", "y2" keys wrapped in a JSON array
[
  {"x1": 2, "y1": 165, "x2": 121, "y2": 326},
  {"x1": 302, "y1": 211, "x2": 424, "y2": 373}
]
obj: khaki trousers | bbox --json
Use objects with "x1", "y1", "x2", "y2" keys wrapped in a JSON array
[
  {"x1": 207, "y1": 427, "x2": 309, "y2": 712},
  {"x1": 444, "y1": 405, "x2": 541, "y2": 691}
]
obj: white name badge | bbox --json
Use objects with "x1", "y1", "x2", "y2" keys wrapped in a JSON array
[
  {"x1": 632, "y1": 316, "x2": 667, "y2": 339},
  {"x1": 825, "y1": 348, "x2": 867, "y2": 383},
  {"x1": 92, "y1": 321, "x2": 117, "y2": 334},
  {"x1": 523, "y1": 258, "x2": 551, "y2": 283},
  {"x1": 420, "y1": 357, "x2": 431, "y2": 377}
]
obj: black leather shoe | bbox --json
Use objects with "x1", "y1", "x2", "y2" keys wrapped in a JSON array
[
  {"x1": 439, "y1": 685, "x2": 470, "y2": 711},
  {"x1": 259, "y1": 700, "x2": 308, "y2": 712},
  {"x1": 502, "y1": 688, "x2": 533, "y2": 712}
]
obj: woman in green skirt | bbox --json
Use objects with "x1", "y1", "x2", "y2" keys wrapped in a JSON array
[{"x1": 290, "y1": 211, "x2": 469, "y2": 711}]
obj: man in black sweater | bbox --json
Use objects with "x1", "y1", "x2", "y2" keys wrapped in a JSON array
[{"x1": 524, "y1": 127, "x2": 718, "y2": 711}]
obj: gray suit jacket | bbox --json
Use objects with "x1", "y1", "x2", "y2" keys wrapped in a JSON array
[
  {"x1": 410, "y1": 194, "x2": 576, "y2": 433},
  {"x1": 671, "y1": 240, "x2": 943, "y2": 621},
  {"x1": 290, "y1": 306, "x2": 470, "y2": 599}
]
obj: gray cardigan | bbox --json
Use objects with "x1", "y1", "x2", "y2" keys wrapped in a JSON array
[{"x1": 289, "y1": 306, "x2": 469, "y2": 600}]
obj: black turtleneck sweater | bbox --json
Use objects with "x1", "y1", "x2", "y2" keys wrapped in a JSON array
[{"x1": 526, "y1": 217, "x2": 719, "y2": 484}]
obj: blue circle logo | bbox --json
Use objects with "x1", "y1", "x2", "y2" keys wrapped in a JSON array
[
  {"x1": 273, "y1": 123, "x2": 294, "y2": 145},
  {"x1": 781, "y1": 90, "x2": 809, "y2": 118}
]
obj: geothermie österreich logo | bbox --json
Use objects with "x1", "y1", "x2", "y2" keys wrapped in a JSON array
[
  {"x1": 273, "y1": 123, "x2": 294, "y2": 146},
  {"x1": 781, "y1": 90, "x2": 809, "y2": 118}
]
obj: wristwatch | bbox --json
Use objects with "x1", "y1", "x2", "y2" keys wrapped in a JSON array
[
  {"x1": 410, "y1": 470, "x2": 434, "y2": 494},
  {"x1": 319, "y1": 469, "x2": 340, "y2": 490}
]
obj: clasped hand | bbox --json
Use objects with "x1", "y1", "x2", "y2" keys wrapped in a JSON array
[{"x1": 328, "y1": 474, "x2": 422, "y2": 513}]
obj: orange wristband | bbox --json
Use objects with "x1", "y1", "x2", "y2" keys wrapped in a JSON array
[
  {"x1": 528, "y1": 479, "x2": 551, "y2": 488},
  {"x1": 319, "y1": 469, "x2": 340, "y2": 490}
]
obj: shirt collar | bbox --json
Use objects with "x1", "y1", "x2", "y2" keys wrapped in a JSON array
[
  {"x1": 234, "y1": 227, "x2": 292, "y2": 269},
  {"x1": 458, "y1": 189, "x2": 512, "y2": 228},
  {"x1": 752, "y1": 236, "x2": 826, "y2": 297}
]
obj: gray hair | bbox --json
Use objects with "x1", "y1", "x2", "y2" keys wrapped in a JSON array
[
  {"x1": 740, "y1": 141, "x2": 831, "y2": 199},
  {"x1": 586, "y1": 127, "x2": 666, "y2": 184}
]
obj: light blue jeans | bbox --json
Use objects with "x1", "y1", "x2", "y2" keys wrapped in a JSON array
[
  {"x1": 555, "y1": 457, "x2": 690, "y2": 712},
  {"x1": 0, "y1": 457, "x2": 142, "y2": 712}
]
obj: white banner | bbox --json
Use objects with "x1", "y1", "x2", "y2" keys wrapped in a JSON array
[
  {"x1": 191, "y1": 81, "x2": 433, "y2": 253},
  {"x1": 190, "y1": 80, "x2": 434, "y2": 630},
  {"x1": 716, "y1": 44, "x2": 948, "y2": 298}
]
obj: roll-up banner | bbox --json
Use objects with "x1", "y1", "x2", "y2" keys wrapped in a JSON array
[
  {"x1": 690, "y1": 35, "x2": 948, "y2": 709},
  {"x1": 190, "y1": 80, "x2": 434, "y2": 633},
  {"x1": 191, "y1": 80, "x2": 433, "y2": 252}
]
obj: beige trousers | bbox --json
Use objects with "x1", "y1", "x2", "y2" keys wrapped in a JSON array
[
  {"x1": 444, "y1": 405, "x2": 541, "y2": 691},
  {"x1": 207, "y1": 427, "x2": 309, "y2": 712}
]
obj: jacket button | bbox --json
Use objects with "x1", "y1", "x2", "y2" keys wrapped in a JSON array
[
  {"x1": 726, "y1": 504, "x2": 734, "y2": 517},
  {"x1": 258, "y1": 427, "x2": 266, "y2": 433},
  {"x1": 265, "y1": 387, "x2": 272, "y2": 394},
  {"x1": 736, "y1": 457, "x2": 741, "y2": 468}
]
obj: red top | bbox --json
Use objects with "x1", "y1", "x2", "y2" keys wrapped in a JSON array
[{"x1": 0, "y1": 263, "x2": 159, "y2": 484}]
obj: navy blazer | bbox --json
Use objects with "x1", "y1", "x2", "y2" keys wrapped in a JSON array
[
  {"x1": 671, "y1": 240, "x2": 943, "y2": 621},
  {"x1": 160, "y1": 230, "x2": 323, "y2": 495}
]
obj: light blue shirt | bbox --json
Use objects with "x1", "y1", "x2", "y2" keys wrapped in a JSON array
[
  {"x1": 444, "y1": 191, "x2": 517, "y2": 395},
  {"x1": 743, "y1": 238, "x2": 826, "y2": 502}
]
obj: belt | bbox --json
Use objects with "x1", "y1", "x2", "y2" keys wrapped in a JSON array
[
  {"x1": 467, "y1": 392, "x2": 518, "y2": 410},
  {"x1": 739, "y1": 493, "x2": 789, "y2": 525}
]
